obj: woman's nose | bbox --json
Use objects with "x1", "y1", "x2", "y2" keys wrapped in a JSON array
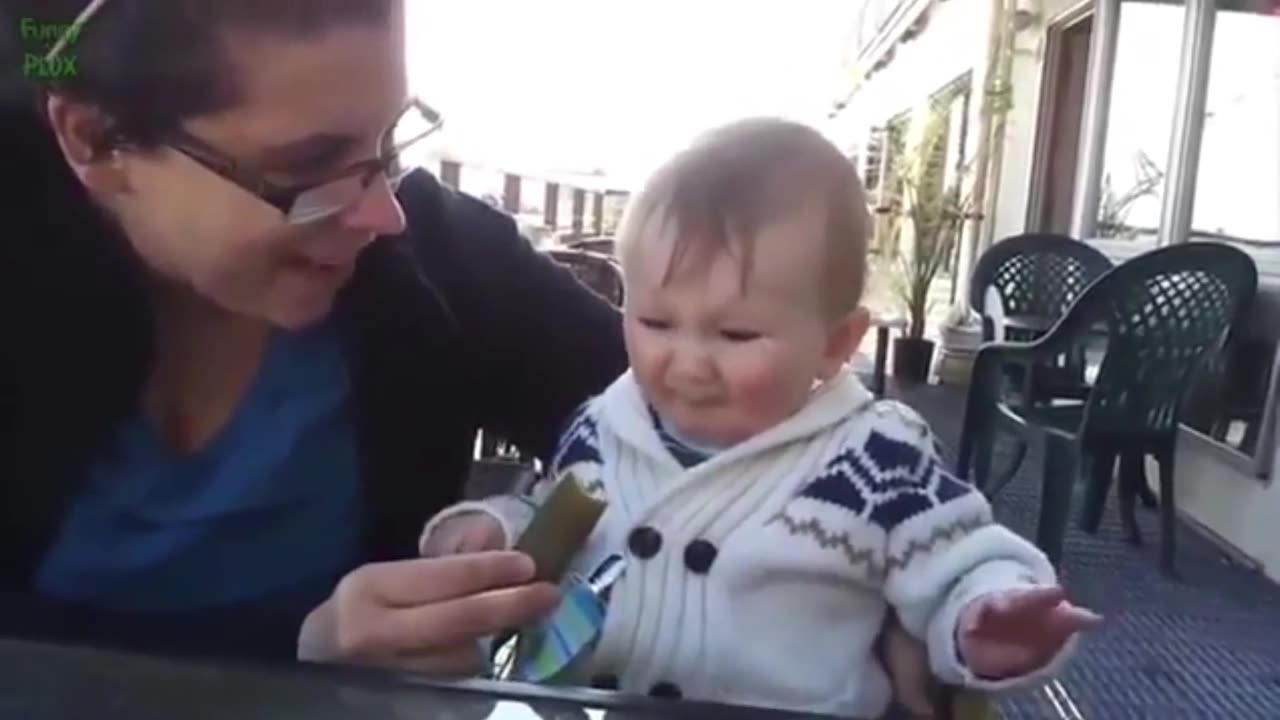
[{"x1": 341, "y1": 175, "x2": 407, "y2": 236}]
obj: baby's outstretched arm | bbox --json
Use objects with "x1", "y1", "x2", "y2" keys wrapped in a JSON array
[{"x1": 873, "y1": 408, "x2": 1100, "y2": 691}]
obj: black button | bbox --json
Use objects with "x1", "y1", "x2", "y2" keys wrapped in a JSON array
[
  {"x1": 683, "y1": 539, "x2": 718, "y2": 574},
  {"x1": 649, "y1": 681, "x2": 682, "y2": 699},
  {"x1": 590, "y1": 673, "x2": 619, "y2": 690},
  {"x1": 627, "y1": 526, "x2": 662, "y2": 559}
]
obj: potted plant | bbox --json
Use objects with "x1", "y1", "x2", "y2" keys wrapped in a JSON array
[
  {"x1": 878, "y1": 106, "x2": 974, "y2": 383},
  {"x1": 1097, "y1": 151, "x2": 1163, "y2": 239}
]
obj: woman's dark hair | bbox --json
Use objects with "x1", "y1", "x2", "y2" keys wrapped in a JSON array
[
  {"x1": 3, "y1": 0, "x2": 393, "y2": 145},
  {"x1": 0, "y1": 1, "x2": 394, "y2": 486}
]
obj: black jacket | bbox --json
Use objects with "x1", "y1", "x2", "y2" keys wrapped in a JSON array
[{"x1": 0, "y1": 168, "x2": 628, "y2": 659}]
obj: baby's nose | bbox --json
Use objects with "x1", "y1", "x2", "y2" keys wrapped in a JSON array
[{"x1": 669, "y1": 345, "x2": 716, "y2": 383}]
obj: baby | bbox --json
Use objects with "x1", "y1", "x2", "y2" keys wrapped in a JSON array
[{"x1": 421, "y1": 118, "x2": 1100, "y2": 718}]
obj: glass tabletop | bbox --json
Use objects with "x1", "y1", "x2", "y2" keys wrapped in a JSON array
[{"x1": 0, "y1": 639, "x2": 848, "y2": 720}]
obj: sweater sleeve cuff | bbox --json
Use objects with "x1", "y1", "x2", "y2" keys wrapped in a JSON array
[
  {"x1": 927, "y1": 558, "x2": 1076, "y2": 691},
  {"x1": 418, "y1": 498, "x2": 533, "y2": 555}
]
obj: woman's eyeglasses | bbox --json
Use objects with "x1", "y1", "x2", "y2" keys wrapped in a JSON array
[{"x1": 161, "y1": 99, "x2": 444, "y2": 225}]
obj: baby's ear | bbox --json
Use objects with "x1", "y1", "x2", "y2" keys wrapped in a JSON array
[{"x1": 819, "y1": 306, "x2": 871, "y2": 380}]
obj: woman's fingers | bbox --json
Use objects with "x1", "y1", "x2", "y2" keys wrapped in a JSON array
[
  {"x1": 305, "y1": 553, "x2": 562, "y2": 668},
  {"x1": 353, "y1": 552, "x2": 538, "y2": 607},
  {"x1": 373, "y1": 581, "x2": 561, "y2": 652}
]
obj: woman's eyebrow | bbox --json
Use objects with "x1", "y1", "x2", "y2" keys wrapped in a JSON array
[{"x1": 258, "y1": 133, "x2": 358, "y2": 169}]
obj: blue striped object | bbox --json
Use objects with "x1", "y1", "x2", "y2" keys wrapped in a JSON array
[
  {"x1": 512, "y1": 580, "x2": 607, "y2": 683},
  {"x1": 493, "y1": 554, "x2": 625, "y2": 684}
]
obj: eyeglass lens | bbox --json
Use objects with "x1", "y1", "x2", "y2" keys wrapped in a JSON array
[{"x1": 285, "y1": 102, "x2": 440, "y2": 225}]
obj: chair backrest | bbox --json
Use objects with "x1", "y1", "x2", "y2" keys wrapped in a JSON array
[
  {"x1": 969, "y1": 233, "x2": 1113, "y2": 339},
  {"x1": 546, "y1": 249, "x2": 625, "y2": 307},
  {"x1": 1066, "y1": 243, "x2": 1258, "y2": 438}
]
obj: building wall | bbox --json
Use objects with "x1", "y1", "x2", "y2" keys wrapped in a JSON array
[
  {"x1": 1173, "y1": 437, "x2": 1280, "y2": 580},
  {"x1": 987, "y1": 2, "x2": 1059, "y2": 240},
  {"x1": 830, "y1": 0, "x2": 989, "y2": 165},
  {"x1": 835, "y1": 0, "x2": 1101, "y2": 242}
]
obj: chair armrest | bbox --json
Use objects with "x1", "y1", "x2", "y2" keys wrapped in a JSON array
[{"x1": 966, "y1": 340, "x2": 1040, "y2": 414}]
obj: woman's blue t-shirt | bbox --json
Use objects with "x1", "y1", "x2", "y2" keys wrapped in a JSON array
[{"x1": 35, "y1": 321, "x2": 363, "y2": 618}]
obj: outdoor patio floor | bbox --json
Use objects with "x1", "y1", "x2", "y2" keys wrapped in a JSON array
[{"x1": 890, "y1": 380, "x2": 1280, "y2": 720}]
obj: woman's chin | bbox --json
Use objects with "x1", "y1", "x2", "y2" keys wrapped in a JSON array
[{"x1": 266, "y1": 290, "x2": 338, "y2": 330}]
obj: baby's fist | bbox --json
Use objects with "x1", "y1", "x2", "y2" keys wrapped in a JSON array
[{"x1": 421, "y1": 513, "x2": 507, "y2": 557}]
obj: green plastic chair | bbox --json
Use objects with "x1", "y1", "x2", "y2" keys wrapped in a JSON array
[
  {"x1": 956, "y1": 242, "x2": 1257, "y2": 575},
  {"x1": 968, "y1": 233, "x2": 1113, "y2": 405}
]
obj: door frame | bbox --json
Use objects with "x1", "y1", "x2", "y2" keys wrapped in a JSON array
[{"x1": 1024, "y1": 1, "x2": 1096, "y2": 232}]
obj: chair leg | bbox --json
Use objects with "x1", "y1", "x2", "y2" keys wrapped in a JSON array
[
  {"x1": 1156, "y1": 447, "x2": 1179, "y2": 579},
  {"x1": 1078, "y1": 448, "x2": 1117, "y2": 534},
  {"x1": 956, "y1": 418, "x2": 976, "y2": 483},
  {"x1": 1137, "y1": 473, "x2": 1159, "y2": 509},
  {"x1": 1035, "y1": 434, "x2": 1077, "y2": 567},
  {"x1": 972, "y1": 428, "x2": 995, "y2": 495},
  {"x1": 478, "y1": 430, "x2": 500, "y2": 459},
  {"x1": 1117, "y1": 451, "x2": 1145, "y2": 546}
]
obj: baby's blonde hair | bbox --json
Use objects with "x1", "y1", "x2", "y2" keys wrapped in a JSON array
[{"x1": 617, "y1": 117, "x2": 871, "y2": 317}]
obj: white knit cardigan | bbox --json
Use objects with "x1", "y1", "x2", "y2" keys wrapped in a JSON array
[{"x1": 422, "y1": 370, "x2": 1074, "y2": 718}]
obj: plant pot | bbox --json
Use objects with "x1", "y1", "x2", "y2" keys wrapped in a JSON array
[{"x1": 892, "y1": 337, "x2": 935, "y2": 384}]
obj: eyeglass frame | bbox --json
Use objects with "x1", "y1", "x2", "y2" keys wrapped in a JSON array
[{"x1": 151, "y1": 98, "x2": 444, "y2": 225}]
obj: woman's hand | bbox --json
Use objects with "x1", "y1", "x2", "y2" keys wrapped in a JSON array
[{"x1": 298, "y1": 551, "x2": 559, "y2": 675}]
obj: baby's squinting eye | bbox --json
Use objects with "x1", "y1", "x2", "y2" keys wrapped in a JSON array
[
  {"x1": 720, "y1": 329, "x2": 761, "y2": 342},
  {"x1": 638, "y1": 317, "x2": 672, "y2": 331}
]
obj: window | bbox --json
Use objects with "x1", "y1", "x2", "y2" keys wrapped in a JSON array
[
  {"x1": 1098, "y1": 0, "x2": 1279, "y2": 244},
  {"x1": 1192, "y1": 0, "x2": 1279, "y2": 243},
  {"x1": 864, "y1": 129, "x2": 886, "y2": 193}
]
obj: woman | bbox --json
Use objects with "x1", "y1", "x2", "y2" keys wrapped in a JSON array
[{"x1": 0, "y1": 0, "x2": 627, "y2": 672}]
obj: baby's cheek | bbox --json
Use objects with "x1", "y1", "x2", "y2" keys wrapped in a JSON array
[
  {"x1": 625, "y1": 334, "x2": 665, "y2": 390},
  {"x1": 727, "y1": 352, "x2": 802, "y2": 421}
]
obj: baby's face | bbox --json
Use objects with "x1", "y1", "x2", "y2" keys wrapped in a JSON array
[{"x1": 622, "y1": 198, "x2": 867, "y2": 447}]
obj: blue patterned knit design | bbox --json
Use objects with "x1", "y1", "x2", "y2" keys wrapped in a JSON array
[
  {"x1": 797, "y1": 422, "x2": 975, "y2": 533},
  {"x1": 551, "y1": 402, "x2": 601, "y2": 475}
]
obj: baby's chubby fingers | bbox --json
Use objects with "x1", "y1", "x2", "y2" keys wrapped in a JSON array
[
  {"x1": 458, "y1": 520, "x2": 508, "y2": 554},
  {"x1": 1001, "y1": 585, "x2": 1067, "y2": 614},
  {"x1": 1048, "y1": 602, "x2": 1104, "y2": 634}
]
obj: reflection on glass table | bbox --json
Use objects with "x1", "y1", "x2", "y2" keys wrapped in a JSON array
[{"x1": 0, "y1": 639, "x2": 849, "y2": 720}]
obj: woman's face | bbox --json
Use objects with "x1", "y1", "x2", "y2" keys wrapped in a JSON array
[{"x1": 55, "y1": 5, "x2": 412, "y2": 329}]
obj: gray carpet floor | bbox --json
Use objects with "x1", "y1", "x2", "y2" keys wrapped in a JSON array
[{"x1": 892, "y1": 380, "x2": 1280, "y2": 720}]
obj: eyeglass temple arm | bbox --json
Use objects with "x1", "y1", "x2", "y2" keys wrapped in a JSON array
[{"x1": 45, "y1": 0, "x2": 112, "y2": 62}]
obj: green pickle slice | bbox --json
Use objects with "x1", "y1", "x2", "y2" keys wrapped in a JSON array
[
  {"x1": 514, "y1": 471, "x2": 607, "y2": 584},
  {"x1": 491, "y1": 471, "x2": 608, "y2": 680}
]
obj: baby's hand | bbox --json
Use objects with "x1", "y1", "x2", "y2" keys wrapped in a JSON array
[
  {"x1": 958, "y1": 585, "x2": 1102, "y2": 680},
  {"x1": 880, "y1": 618, "x2": 935, "y2": 716},
  {"x1": 421, "y1": 513, "x2": 506, "y2": 557}
]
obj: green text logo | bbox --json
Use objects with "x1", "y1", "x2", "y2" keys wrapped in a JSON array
[
  {"x1": 19, "y1": 17, "x2": 79, "y2": 78},
  {"x1": 24, "y1": 54, "x2": 77, "y2": 78}
]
